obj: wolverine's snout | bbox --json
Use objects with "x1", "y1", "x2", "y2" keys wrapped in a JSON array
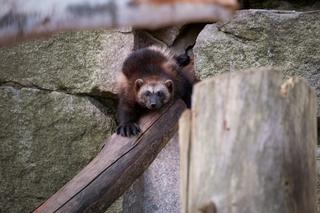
[{"x1": 147, "y1": 94, "x2": 161, "y2": 110}]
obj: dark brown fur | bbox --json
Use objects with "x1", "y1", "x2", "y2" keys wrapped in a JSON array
[{"x1": 116, "y1": 46, "x2": 195, "y2": 137}]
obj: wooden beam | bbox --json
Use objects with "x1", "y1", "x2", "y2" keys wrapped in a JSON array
[
  {"x1": 33, "y1": 100, "x2": 186, "y2": 213},
  {"x1": 181, "y1": 68, "x2": 317, "y2": 213},
  {"x1": 0, "y1": 0, "x2": 237, "y2": 47}
]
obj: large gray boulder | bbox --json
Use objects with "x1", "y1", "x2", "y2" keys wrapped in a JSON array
[
  {"x1": 194, "y1": 10, "x2": 320, "y2": 111},
  {"x1": 0, "y1": 29, "x2": 134, "y2": 212},
  {"x1": 0, "y1": 29, "x2": 134, "y2": 95},
  {"x1": 123, "y1": 134, "x2": 180, "y2": 213},
  {"x1": 0, "y1": 86, "x2": 116, "y2": 213}
]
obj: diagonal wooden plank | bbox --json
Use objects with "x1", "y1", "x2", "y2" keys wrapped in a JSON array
[{"x1": 33, "y1": 99, "x2": 186, "y2": 213}]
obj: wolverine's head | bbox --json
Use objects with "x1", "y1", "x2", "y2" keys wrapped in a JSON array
[{"x1": 135, "y1": 78, "x2": 173, "y2": 110}]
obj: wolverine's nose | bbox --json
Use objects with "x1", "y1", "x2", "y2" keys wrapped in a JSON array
[{"x1": 150, "y1": 103, "x2": 156, "y2": 109}]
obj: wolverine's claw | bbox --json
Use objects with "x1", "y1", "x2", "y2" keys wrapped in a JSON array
[{"x1": 116, "y1": 123, "x2": 141, "y2": 137}]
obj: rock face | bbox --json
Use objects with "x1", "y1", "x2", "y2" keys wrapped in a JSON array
[
  {"x1": 0, "y1": 86, "x2": 116, "y2": 213},
  {"x1": 194, "y1": 10, "x2": 320, "y2": 112},
  {"x1": 147, "y1": 26, "x2": 183, "y2": 47},
  {"x1": 123, "y1": 134, "x2": 181, "y2": 213},
  {"x1": 0, "y1": 29, "x2": 134, "y2": 95},
  {"x1": 0, "y1": 29, "x2": 134, "y2": 213}
]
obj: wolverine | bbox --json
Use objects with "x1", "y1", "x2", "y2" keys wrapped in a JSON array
[{"x1": 116, "y1": 46, "x2": 196, "y2": 137}]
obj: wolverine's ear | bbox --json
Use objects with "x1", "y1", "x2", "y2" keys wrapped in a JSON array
[
  {"x1": 135, "y1": 79, "x2": 144, "y2": 91},
  {"x1": 165, "y1": 80, "x2": 173, "y2": 93}
]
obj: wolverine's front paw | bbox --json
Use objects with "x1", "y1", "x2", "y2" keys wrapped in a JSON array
[{"x1": 116, "y1": 123, "x2": 141, "y2": 137}]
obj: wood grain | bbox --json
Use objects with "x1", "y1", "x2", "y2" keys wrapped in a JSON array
[
  {"x1": 33, "y1": 100, "x2": 186, "y2": 213},
  {"x1": 182, "y1": 68, "x2": 317, "y2": 213}
]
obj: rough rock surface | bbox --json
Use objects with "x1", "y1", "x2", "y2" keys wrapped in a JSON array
[
  {"x1": 194, "y1": 10, "x2": 320, "y2": 112},
  {"x1": 147, "y1": 26, "x2": 183, "y2": 47},
  {"x1": 0, "y1": 29, "x2": 134, "y2": 95},
  {"x1": 123, "y1": 134, "x2": 180, "y2": 213},
  {"x1": 0, "y1": 29, "x2": 134, "y2": 212},
  {"x1": 0, "y1": 86, "x2": 116, "y2": 213}
]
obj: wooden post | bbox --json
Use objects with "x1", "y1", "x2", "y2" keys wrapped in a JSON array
[
  {"x1": 34, "y1": 100, "x2": 186, "y2": 213},
  {"x1": 180, "y1": 68, "x2": 317, "y2": 213}
]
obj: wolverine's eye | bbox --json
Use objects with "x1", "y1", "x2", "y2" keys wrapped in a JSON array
[
  {"x1": 145, "y1": 91, "x2": 151, "y2": 96},
  {"x1": 156, "y1": 91, "x2": 163, "y2": 97}
]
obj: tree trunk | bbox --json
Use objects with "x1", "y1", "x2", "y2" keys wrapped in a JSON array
[{"x1": 181, "y1": 68, "x2": 317, "y2": 213}]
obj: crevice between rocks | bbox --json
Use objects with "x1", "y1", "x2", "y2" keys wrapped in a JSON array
[
  {"x1": 217, "y1": 26, "x2": 256, "y2": 42},
  {"x1": 170, "y1": 23, "x2": 207, "y2": 54},
  {"x1": 0, "y1": 80, "x2": 118, "y2": 116},
  {"x1": 133, "y1": 23, "x2": 207, "y2": 55}
]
